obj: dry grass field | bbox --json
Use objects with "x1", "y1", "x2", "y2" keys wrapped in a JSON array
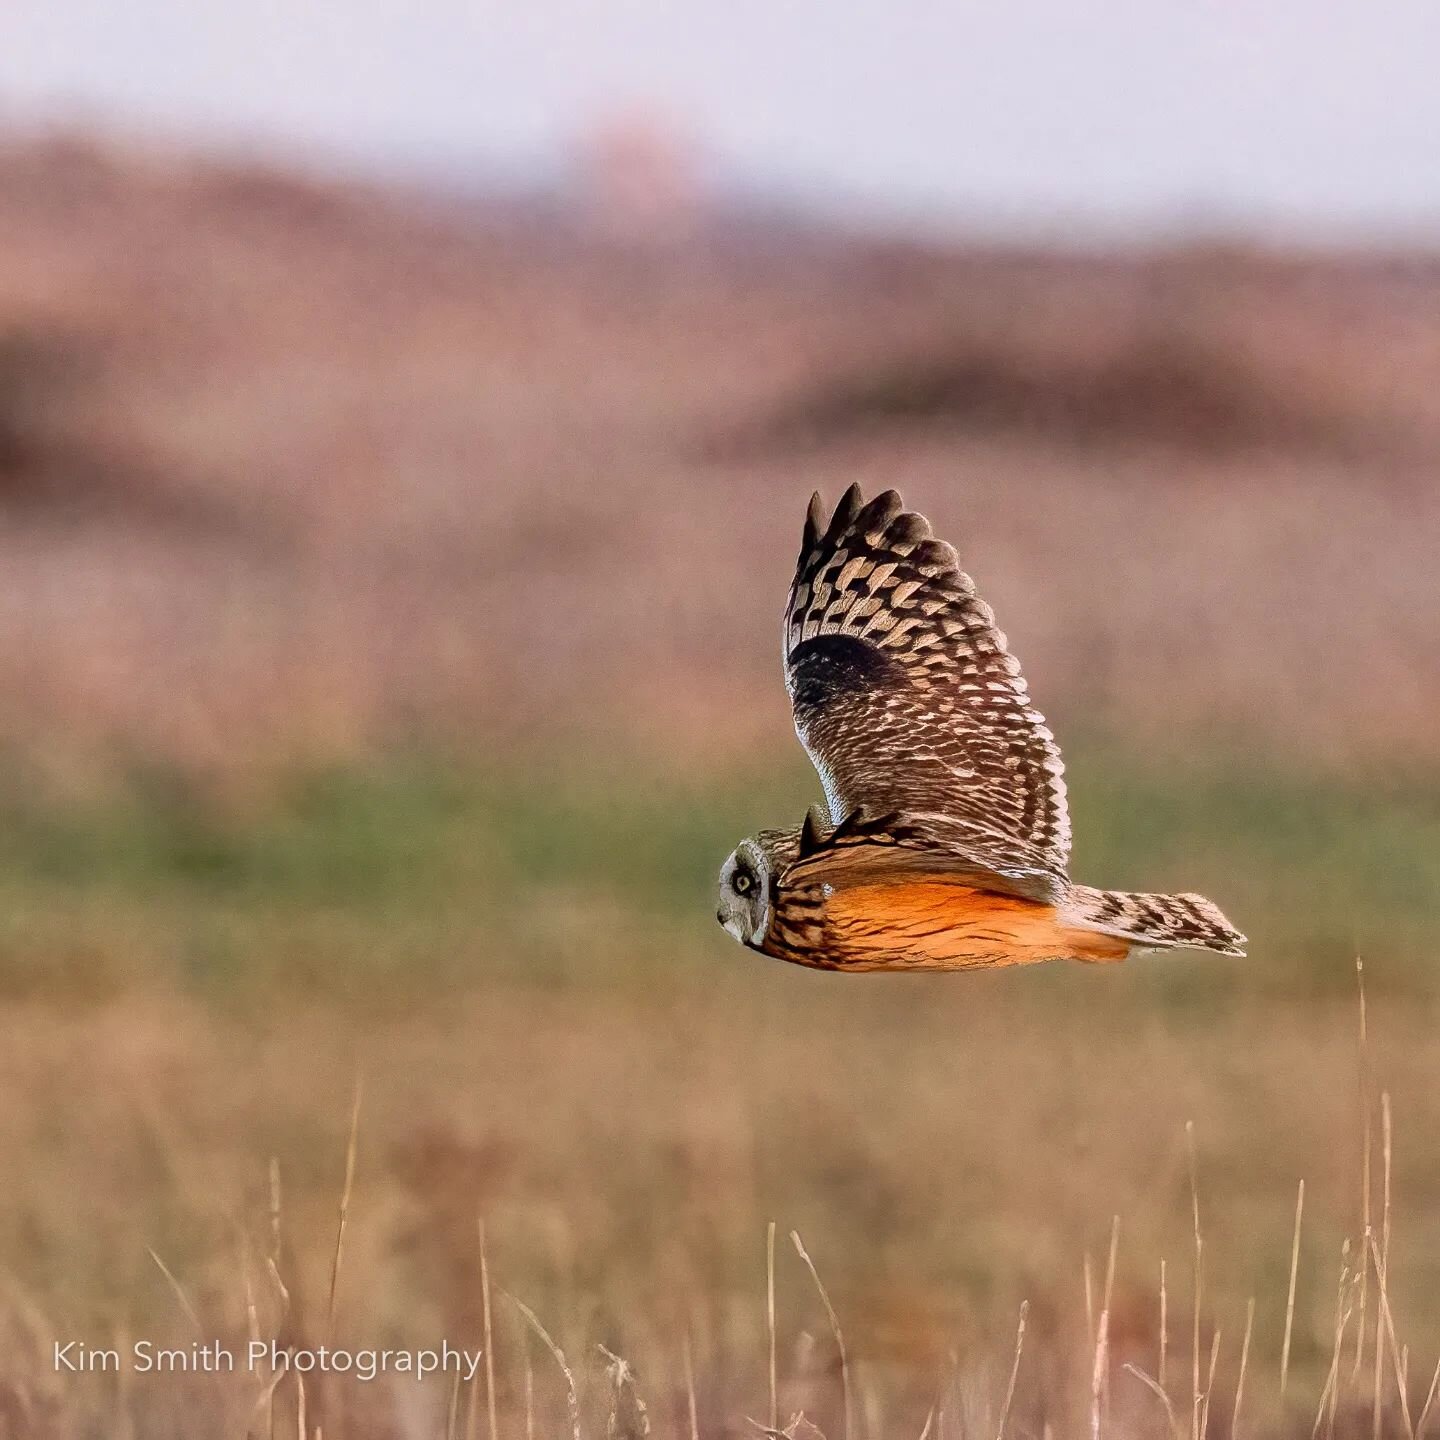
[{"x1": 1, "y1": 132, "x2": 1439, "y2": 1438}]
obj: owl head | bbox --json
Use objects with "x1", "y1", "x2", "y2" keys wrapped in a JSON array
[{"x1": 716, "y1": 825, "x2": 804, "y2": 949}]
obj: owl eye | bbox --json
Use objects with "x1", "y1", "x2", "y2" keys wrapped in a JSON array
[{"x1": 733, "y1": 871, "x2": 754, "y2": 895}]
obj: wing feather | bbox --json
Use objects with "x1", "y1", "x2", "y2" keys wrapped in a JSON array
[{"x1": 783, "y1": 484, "x2": 1071, "y2": 880}]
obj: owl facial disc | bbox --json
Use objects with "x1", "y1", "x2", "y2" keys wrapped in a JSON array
[{"x1": 716, "y1": 838, "x2": 771, "y2": 948}]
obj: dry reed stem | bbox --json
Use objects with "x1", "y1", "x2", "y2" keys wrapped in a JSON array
[
  {"x1": 245, "y1": 1362, "x2": 289, "y2": 1439},
  {"x1": 1103, "y1": 1217, "x2": 1120, "y2": 1432},
  {"x1": 1186, "y1": 1122, "x2": 1203, "y2": 1440},
  {"x1": 1084, "y1": 1253, "x2": 1096, "y2": 1361},
  {"x1": 239, "y1": 1234, "x2": 270, "y2": 1440},
  {"x1": 928, "y1": 1349, "x2": 960, "y2": 1440},
  {"x1": 1160, "y1": 1260, "x2": 1169, "y2": 1397},
  {"x1": 1124, "y1": 1365, "x2": 1181, "y2": 1440},
  {"x1": 478, "y1": 1218, "x2": 499, "y2": 1440},
  {"x1": 1414, "y1": 1356, "x2": 1440, "y2": 1440},
  {"x1": 683, "y1": 1332, "x2": 700, "y2": 1440},
  {"x1": 1199, "y1": 1327, "x2": 1221, "y2": 1440},
  {"x1": 995, "y1": 1300, "x2": 1028, "y2": 1440},
  {"x1": 599, "y1": 1345, "x2": 651, "y2": 1440},
  {"x1": 325, "y1": 1078, "x2": 362, "y2": 1343},
  {"x1": 269, "y1": 1157, "x2": 283, "y2": 1263},
  {"x1": 791, "y1": 1231, "x2": 851, "y2": 1440},
  {"x1": 267, "y1": 1258, "x2": 291, "y2": 1326},
  {"x1": 524, "y1": 1336, "x2": 535, "y2": 1440},
  {"x1": 1374, "y1": 1092, "x2": 1395, "y2": 1440},
  {"x1": 1283, "y1": 1179, "x2": 1306, "y2": 1402},
  {"x1": 505, "y1": 1291, "x2": 583, "y2": 1440},
  {"x1": 146, "y1": 1247, "x2": 203, "y2": 1334},
  {"x1": 747, "y1": 1415, "x2": 825, "y2": 1440},
  {"x1": 1368, "y1": 1228, "x2": 1415, "y2": 1440},
  {"x1": 1091, "y1": 1308, "x2": 1110, "y2": 1440},
  {"x1": 264, "y1": 1156, "x2": 291, "y2": 1440},
  {"x1": 1314, "y1": 1241, "x2": 1356, "y2": 1440},
  {"x1": 1356, "y1": 959, "x2": 1372, "y2": 1387},
  {"x1": 767, "y1": 1222, "x2": 778, "y2": 1437},
  {"x1": 447, "y1": 1371, "x2": 463, "y2": 1440},
  {"x1": 1233, "y1": 1298, "x2": 1255, "y2": 1440},
  {"x1": 242, "y1": 1233, "x2": 260, "y2": 1349}
]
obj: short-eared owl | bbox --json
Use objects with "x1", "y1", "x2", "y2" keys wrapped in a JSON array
[{"x1": 717, "y1": 486, "x2": 1244, "y2": 971}]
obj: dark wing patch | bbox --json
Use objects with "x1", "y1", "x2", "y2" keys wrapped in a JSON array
[
  {"x1": 783, "y1": 484, "x2": 1071, "y2": 879},
  {"x1": 788, "y1": 634, "x2": 907, "y2": 713}
]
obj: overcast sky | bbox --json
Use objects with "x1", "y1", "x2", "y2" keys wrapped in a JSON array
[{"x1": 1, "y1": 0, "x2": 1436, "y2": 238}]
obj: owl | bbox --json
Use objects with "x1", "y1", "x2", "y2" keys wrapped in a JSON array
[{"x1": 717, "y1": 485, "x2": 1244, "y2": 971}]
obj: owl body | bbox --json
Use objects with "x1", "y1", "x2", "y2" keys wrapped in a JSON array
[
  {"x1": 761, "y1": 876, "x2": 1128, "y2": 973},
  {"x1": 716, "y1": 486, "x2": 1245, "y2": 973}
]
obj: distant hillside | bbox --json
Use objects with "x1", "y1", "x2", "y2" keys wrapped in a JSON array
[{"x1": 0, "y1": 131, "x2": 1437, "y2": 778}]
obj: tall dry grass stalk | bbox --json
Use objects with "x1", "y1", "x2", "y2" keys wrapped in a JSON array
[
  {"x1": 1356, "y1": 958, "x2": 1373, "y2": 1387},
  {"x1": 995, "y1": 1301, "x2": 1028, "y2": 1440},
  {"x1": 1160, "y1": 1260, "x2": 1169, "y2": 1397},
  {"x1": 523, "y1": 1336, "x2": 535, "y2": 1440},
  {"x1": 599, "y1": 1345, "x2": 651, "y2": 1440},
  {"x1": 1374, "y1": 1092, "x2": 1395, "y2": 1439},
  {"x1": 146, "y1": 1247, "x2": 203, "y2": 1334},
  {"x1": 1415, "y1": 1356, "x2": 1440, "y2": 1440},
  {"x1": 1283, "y1": 1178, "x2": 1307, "y2": 1402},
  {"x1": 1102, "y1": 1216, "x2": 1120, "y2": 1434},
  {"x1": 476, "y1": 1218, "x2": 499, "y2": 1440},
  {"x1": 505, "y1": 1292, "x2": 582, "y2": 1440},
  {"x1": 683, "y1": 1332, "x2": 700, "y2": 1440},
  {"x1": 268, "y1": 1155, "x2": 284, "y2": 1271},
  {"x1": 325, "y1": 1078, "x2": 363, "y2": 1343},
  {"x1": 1313, "y1": 1238, "x2": 1357, "y2": 1438},
  {"x1": 1369, "y1": 1227, "x2": 1414, "y2": 1439},
  {"x1": 791, "y1": 1231, "x2": 852, "y2": 1440},
  {"x1": 1199, "y1": 1327, "x2": 1221, "y2": 1440},
  {"x1": 1232, "y1": 1297, "x2": 1255, "y2": 1440},
  {"x1": 1186, "y1": 1123, "x2": 1202, "y2": 1440},
  {"x1": 767, "y1": 1222, "x2": 778, "y2": 1437},
  {"x1": 447, "y1": 1370, "x2": 463, "y2": 1440},
  {"x1": 1084, "y1": 1253, "x2": 1096, "y2": 1362},
  {"x1": 1123, "y1": 1363, "x2": 1180, "y2": 1440},
  {"x1": 1090, "y1": 1307, "x2": 1110, "y2": 1440}
]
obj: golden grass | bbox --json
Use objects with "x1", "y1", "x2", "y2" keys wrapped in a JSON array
[{"x1": 0, "y1": 969, "x2": 1437, "y2": 1438}]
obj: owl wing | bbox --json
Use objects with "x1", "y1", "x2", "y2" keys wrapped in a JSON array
[{"x1": 783, "y1": 484, "x2": 1071, "y2": 890}]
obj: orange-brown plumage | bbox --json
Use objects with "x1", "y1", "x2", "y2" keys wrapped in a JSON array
[{"x1": 793, "y1": 879, "x2": 1129, "y2": 971}]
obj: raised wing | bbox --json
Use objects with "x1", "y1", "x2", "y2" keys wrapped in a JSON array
[{"x1": 783, "y1": 484, "x2": 1071, "y2": 882}]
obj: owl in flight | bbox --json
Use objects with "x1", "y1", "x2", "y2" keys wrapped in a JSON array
[{"x1": 717, "y1": 486, "x2": 1244, "y2": 971}]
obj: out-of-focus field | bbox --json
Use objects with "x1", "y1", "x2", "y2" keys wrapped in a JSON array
[{"x1": 1, "y1": 133, "x2": 1440, "y2": 1437}]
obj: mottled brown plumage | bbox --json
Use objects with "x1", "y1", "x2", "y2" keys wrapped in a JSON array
[{"x1": 717, "y1": 486, "x2": 1245, "y2": 971}]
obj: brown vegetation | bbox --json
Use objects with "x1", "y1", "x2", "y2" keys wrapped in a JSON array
[
  {"x1": 0, "y1": 134, "x2": 1438, "y2": 776},
  {"x1": 3, "y1": 973, "x2": 1439, "y2": 1438}
]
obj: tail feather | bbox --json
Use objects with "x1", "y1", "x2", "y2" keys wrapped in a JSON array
[{"x1": 1062, "y1": 885, "x2": 1246, "y2": 957}]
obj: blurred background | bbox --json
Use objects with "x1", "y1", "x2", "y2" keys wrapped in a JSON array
[{"x1": 2, "y1": 3, "x2": 1439, "y2": 1436}]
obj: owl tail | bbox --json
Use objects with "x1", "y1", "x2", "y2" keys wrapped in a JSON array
[{"x1": 1061, "y1": 885, "x2": 1246, "y2": 959}]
